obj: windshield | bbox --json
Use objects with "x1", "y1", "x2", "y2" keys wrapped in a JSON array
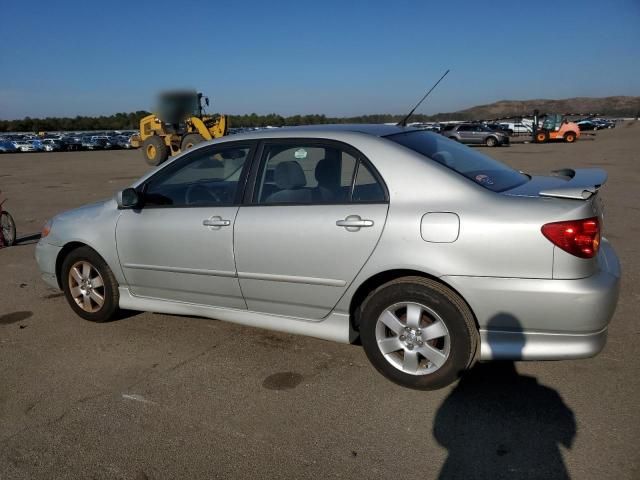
[{"x1": 386, "y1": 131, "x2": 528, "y2": 192}]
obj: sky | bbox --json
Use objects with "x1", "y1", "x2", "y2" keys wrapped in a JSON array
[{"x1": 0, "y1": 0, "x2": 638, "y2": 119}]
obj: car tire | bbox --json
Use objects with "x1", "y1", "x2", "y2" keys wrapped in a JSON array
[
  {"x1": 564, "y1": 132, "x2": 577, "y2": 143},
  {"x1": 0, "y1": 211, "x2": 16, "y2": 246},
  {"x1": 358, "y1": 276, "x2": 478, "y2": 390},
  {"x1": 181, "y1": 133, "x2": 206, "y2": 151},
  {"x1": 485, "y1": 136, "x2": 498, "y2": 147},
  {"x1": 61, "y1": 246, "x2": 120, "y2": 323},
  {"x1": 448, "y1": 136, "x2": 459, "y2": 142},
  {"x1": 142, "y1": 136, "x2": 169, "y2": 166}
]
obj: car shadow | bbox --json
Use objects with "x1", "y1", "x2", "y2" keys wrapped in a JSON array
[{"x1": 433, "y1": 315, "x2": 576, "y2": 479}]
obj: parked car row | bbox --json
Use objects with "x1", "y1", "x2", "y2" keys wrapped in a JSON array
[
  {"x1": 576, "y1": 118, "x2": 616, "y2": 131},
  {"x1": 0, "y1": 131, "x2": 139, "y2": 153}
]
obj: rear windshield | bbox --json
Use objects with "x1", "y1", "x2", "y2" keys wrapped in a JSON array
[{"x1": 386, "y1": 130, "x2": 528, "y2": 192}]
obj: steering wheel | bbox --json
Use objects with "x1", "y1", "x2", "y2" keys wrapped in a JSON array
[{"x1": 185, "y1": 183, "x2": 221, "y2": 205}]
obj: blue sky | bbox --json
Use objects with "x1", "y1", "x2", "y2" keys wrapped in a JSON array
[{"x1": 0, "y1": 0, "x2": 638, "y2": 119}]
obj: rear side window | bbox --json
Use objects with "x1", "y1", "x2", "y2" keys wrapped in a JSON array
[
  {"x1": 254, "y1": 142, "x2": 386, "y2": 204},
  {"x1": 386, "y1": 131, "x2": 528, "y2": 192}
]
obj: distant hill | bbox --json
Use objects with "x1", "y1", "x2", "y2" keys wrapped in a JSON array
[{"x1": 435, "y1": 96, "x2": 640, "y2": 120}]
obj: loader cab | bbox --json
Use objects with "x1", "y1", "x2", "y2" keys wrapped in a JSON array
[{"x1": 157, "y1": 91, "x2": 201, "y2": 126}]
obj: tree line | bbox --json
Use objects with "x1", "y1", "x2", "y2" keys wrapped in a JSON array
[{"x1": 0, "y1": 111, "x2": 447, "y2": 132}]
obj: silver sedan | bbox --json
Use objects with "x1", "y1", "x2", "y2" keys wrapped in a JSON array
[{"x1": 35, "y1": 125, "x2": 620, "y2": 390}]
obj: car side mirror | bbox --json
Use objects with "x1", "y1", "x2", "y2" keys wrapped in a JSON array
[{"x1": 117, "y1": 188, "x2": 141, "y2": 209}]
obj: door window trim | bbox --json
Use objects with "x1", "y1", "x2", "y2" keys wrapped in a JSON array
[
  {"x1": 137, "y1": 140, "x2": 258, "y2": 209},
  {"x1": 243, "y1": 137, "x2": 389, "y2": 206}
]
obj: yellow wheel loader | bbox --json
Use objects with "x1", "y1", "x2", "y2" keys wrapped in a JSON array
[{"x1": 131, "y1": 90, "x2": 228, "y2": 166}]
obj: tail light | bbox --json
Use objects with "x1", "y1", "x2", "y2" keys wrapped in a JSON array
[{"x1": 541, "y1": 217, "x2": 600, "y2": 259}]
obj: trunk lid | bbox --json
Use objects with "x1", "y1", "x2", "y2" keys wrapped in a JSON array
[{"x1": 503, "y1": 168, "x2": 607, "y2": 200}]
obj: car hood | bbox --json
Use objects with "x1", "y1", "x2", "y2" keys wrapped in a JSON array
[
  {"x1": 53, "y1": 199, "x2": 112, "y2": 223},
  {"x1": 45, "y1": 198, "x2": 117, "y2": 247}
]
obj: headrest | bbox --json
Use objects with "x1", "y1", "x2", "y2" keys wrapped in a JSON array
[
  {"x1": 274, "y1": 161, "x2": 306, "y2": 190},
  {"x1": 314, "y1": 158, "x2": 335, "y2": 186}
]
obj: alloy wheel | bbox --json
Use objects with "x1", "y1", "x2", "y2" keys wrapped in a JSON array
[
  {"x1": 68, "y1": 261, "x2": 105, "y2": 313},
  {"x1": 375, "y1": 302, "x2": 450, "y2": 375}
]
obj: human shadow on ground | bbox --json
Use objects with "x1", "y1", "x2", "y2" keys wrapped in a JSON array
[{"x1": 434, "y1": 315, "x2": 576, "y2": 480}]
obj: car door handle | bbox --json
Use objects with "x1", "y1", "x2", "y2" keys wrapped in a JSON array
[
  {"x1": 336, "y1": 215, "x2": 374, "y2": 229},
  {"x1": 202, "y1": 217, "x2": 230, "y2": 227}
]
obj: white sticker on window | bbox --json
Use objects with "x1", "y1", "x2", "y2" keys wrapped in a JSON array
[{"x1": 294, "y1": 148, "x2": 307, "y2": 159}]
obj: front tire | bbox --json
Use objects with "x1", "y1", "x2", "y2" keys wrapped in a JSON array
[
  {"x1": 0, "y1": 211, "x2": 16, "y2": 246},
  {"x1": 61, "y1": 246, "x2": 120, "y2": 322},
  {"x1": 535, "y1": 131, "x2": 549, "y2": 143},
  {"x1": 485, "y1": 136, "x2": 498, "y2": 147},
  {"x1": 564, "y1": 131, "x2": 577, "y2": 143},
  {"x1": 358, "y1": 277, "x2": 478, "y2": 390},
  {"x1": 142, "y1": 136, "x2": 169, "y2": 166}
]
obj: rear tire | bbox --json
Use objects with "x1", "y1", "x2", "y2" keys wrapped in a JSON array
[
  {"x1": 142, "y1": 136, "x2": 169, "y2": 166},
  {"x1": 358, "y1": 277, "x2": 478, "y2": 390},
  {"x1": 0, "y1": 211, "x2": 16, "y2": 246},
  {"x1": 61, "y1": 246, "x2": 120, "y2": 322},
  {"x1": 181, "y1": 133, "x2": 205, "y2": 151},
  {"x1": 564, "y1": 131, "x2": 577, "y2": 143},
  {"x1": 485, "y1": 136, "x2": 498, "y2": 147}
]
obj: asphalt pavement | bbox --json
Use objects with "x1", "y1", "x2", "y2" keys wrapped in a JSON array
[{"x1": 1, "y1": 125, "x2": 638, "y2": 479}]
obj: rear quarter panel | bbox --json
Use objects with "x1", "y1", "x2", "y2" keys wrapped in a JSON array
[{"x1": 332, "y1": 137, "x2": 570, "y2": 313}]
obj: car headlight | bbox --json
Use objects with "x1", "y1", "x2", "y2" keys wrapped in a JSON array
[{"x1": 41, "y1": 219, "x2": 52, "y2": 238}]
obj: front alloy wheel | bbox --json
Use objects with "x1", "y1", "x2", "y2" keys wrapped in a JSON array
[
  {"x1": 61, "y1": 246, "x2": 120, "y2": 322},
  {"x1": 68, "y1": 261, "x2": 105, "y2": 313}
]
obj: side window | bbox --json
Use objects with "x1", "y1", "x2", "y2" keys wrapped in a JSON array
[
  {"x1": 458, "y1": 125, "x2": 471, "y2": 132},
  {"x1": 144, "y1": 144, "x2": 251, "y2": 207},
  {"x1": 352, "y1": 161, "x2": 386, "y2": 202},
  {"x1": 256, "y1": 143, "x2": 357, "y2": 204}
]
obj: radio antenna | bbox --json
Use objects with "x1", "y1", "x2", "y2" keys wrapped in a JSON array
[{"x1": 397, "y1": 69, "x2": 450, "y2": 127}]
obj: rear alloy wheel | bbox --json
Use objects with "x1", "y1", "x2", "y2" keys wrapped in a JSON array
[
  {"x1": 61, "y1": 246, "x2": 120, "y2": 322},
  {"x1": 564, "y1": 132, "x2": 577, "y2": 143},
  {"x1": 358, "y1": 277, "x2": 478, "y2": 390},
  {"x1": 181, "y1": 133, "x2": 205, "y2": 151},
  {"x1": 0, "y1": 211, "x2": 16, "y2": 246},
  {"x1": 485, "y1": 136, "x2": 498, "y2": 147},
  {"x1": 142, "y1": 136, "x2": 169, "y2": 166}
]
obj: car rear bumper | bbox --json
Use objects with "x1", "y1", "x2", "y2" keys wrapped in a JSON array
[
  {"x1": 35, "y1": 240, "x2": 62, "y2": 289},
  {"x1": 442, "y1": 238, "x2": 620, "y2": 360}
]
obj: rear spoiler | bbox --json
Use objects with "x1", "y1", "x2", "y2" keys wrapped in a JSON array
[{"x1": 539, "y1": 168, "x2": 608, "y2": 200}]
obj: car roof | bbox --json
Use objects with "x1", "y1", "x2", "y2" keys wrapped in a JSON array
[{"x1": 225, "y1": 123, "x2": 421, "y2": 141}]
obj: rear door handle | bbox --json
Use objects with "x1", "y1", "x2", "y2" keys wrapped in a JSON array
[
  {"x1": 336, "y1": 215, "x2": 374, "y2": 231},
  {"x1": 202, "y1": 216, "x2": 230, "y2": 228}
]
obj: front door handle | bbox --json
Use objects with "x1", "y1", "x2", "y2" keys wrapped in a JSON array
[
  {"x1": 336, "y1": 215, "x2": 374, "y2": 231},
  {"x1": 202, "y1": 216, "x2": 230, "y2": 228}
]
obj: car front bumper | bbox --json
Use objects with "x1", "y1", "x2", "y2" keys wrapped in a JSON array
[
  {"x1": 442, "y1": 238, "x2": 621, "y2": 360},
  {"x1": 35, "y1": 240, "x2": 62, "y2": 289}
]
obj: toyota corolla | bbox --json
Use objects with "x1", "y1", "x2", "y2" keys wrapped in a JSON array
[{"x1": 35, "y1": 125, "x2": 620, "y2": 390}]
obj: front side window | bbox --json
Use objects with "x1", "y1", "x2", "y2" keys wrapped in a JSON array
[
  {"x1": 143, "y1": 144, "x2": 251, "y2": 207},
  {"x1": 255, "y1": 142, "x2": 386, "y2": 204}
]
